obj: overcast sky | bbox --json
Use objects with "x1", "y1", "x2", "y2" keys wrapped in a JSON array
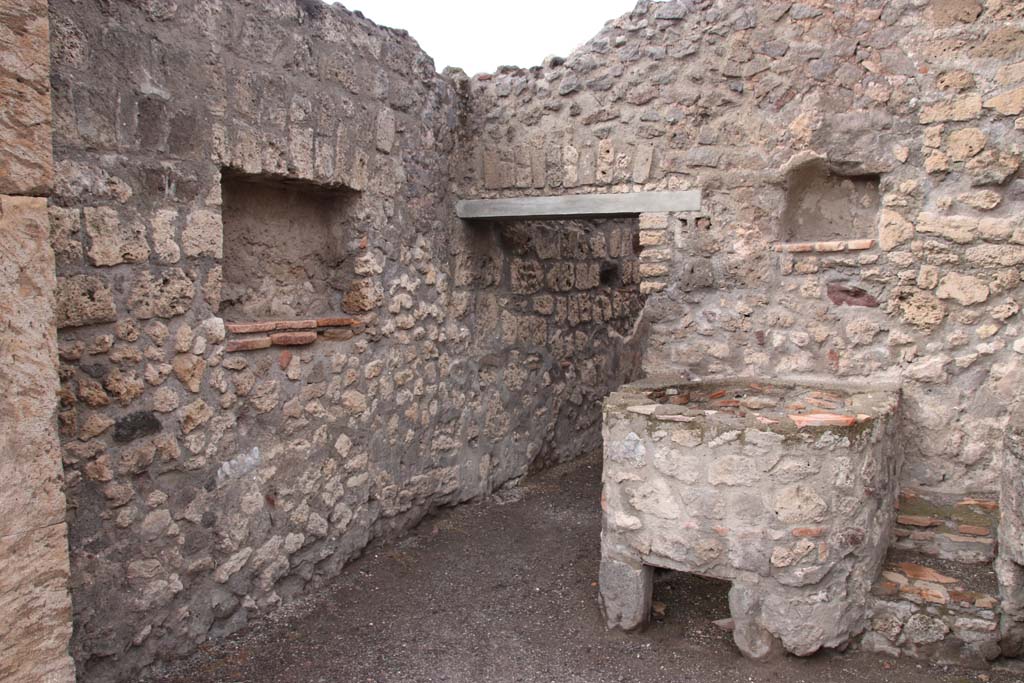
[{"x1": 337, "y1": 0, "x2": 639, "y2": 75}]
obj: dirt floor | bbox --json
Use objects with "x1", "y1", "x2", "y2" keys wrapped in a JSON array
[{"x1": 148, "y1": 452, "x2": 1022, "y2": 683}]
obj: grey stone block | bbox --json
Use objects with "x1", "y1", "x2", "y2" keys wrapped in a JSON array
[
  {"x1": 456, "y1": 191, "x2": 702, "y2": 220},
  {"x1": 599, "y1": 555, "x2": 653, "y2": 630}
]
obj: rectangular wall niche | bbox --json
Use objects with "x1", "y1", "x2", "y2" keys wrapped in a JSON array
[
  {"x1": 780, "y1": 158, "x2": 880, "y2": 244},
  {"x1": 220, "y1": 170, "x2": 357, "y2": 321}
]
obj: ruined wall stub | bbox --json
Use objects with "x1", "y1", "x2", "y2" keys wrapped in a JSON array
[
  {"x1": 0, "y1": 0, "x2": 76, "y2": 681},
  {"x1": 47, "y1": 0, "x2": 646, "y2": 679},
  {"x1": 30, "y1": 0, "x2": 1024, "y2": 677}
]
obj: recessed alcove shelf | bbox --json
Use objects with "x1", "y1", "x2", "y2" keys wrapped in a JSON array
[
  {"x1": 219, "y1": 169, "x2": 372, "y2": 351},
  {"x1": 220, "y1": 169, "x2": 359, "y2": 321},
  {"x1": 776, "y1": 158, "x2": 881, "y2": 254}
]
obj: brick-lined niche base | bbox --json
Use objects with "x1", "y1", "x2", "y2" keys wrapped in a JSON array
[
  {"x1": 224, "y1": 316, "x2": 371, "y2": 352},
  {"x1": 774, "y1": 239, "x2": 876, "y2": 254}
]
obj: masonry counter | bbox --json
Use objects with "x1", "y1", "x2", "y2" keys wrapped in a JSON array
[{"x1": 599, "y1": 376, "x2": 902, "y2": 659}]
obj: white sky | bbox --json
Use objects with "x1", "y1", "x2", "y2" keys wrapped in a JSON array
[{"x1": 337, "y1": 0, "x2": 639, "y2": 75}]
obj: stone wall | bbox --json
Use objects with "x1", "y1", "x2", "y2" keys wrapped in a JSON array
[
  {"x1": 458, "y1": 0, "x2": 1024, "y2": 500},
  {"x1": 455, "y1": 218, "x2": 644, "y2": 474},
  {"x1": 47, "y1": 1, "x2": 645, "y2": 679},
  {"x1": 0, "y1": 0, "x2": 76, "y2": 682},
  {"x1": 36, "y1": 0, "x2": 1024, "y2": 676}
]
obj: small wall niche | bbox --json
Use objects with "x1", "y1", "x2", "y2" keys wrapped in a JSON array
[
  {"x1": 220, "y1": 170, "x2": 358, "y2": 321},
  {"x1": 780, "y1": 158, "x2": 880, "y2": 244}
]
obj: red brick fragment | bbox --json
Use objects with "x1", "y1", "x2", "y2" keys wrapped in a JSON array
[
  {"x1": 897, "y1": 514, "x2": 943, "y2": 528},
  {"x1": 874, "y1": 581, "x2": 899, "y2": 597},
  {"x1": 316, "y1": 316, "x2": 361, "y2": 328},
  {"x1": 894, "y1": 562, "x2": 959, "y2": 584},
  {"x1": 274, "y1": 319, "x2": 317, "y2": 331},
  {"x1": 956, "y1": 498, "x2": 998, "y2": 511},
  {"x1": 789, "y1": 413, "x2": 857, "y2": 428},
  {"x1": 279, "y1": 350, "x2": 292, "y2": 369},
  {"x1": 976, "y1": 595, "x2": 998, "y2": 609},
  {"x1": 225, "y1": 321, "x2": 276, "y2": 334},
  {"x1": 225, "y1": 337, "x2": 272, "y2": 352},
  {"x1": 708, "y1": 390, "x2": 727, "y2": 400},
  {"x1": 805, "y1": 397, "x2": 841, "y2": 409},
  {"x1": 899, "y1": 490, "x2": 921, "y2": 504},
  {"x1": 827, "y1": 283, "x2": 880, "y2": 308},
  {"x1": 270, "y1": 331, "x2": 317, "y2": 346},
  {"x1": 957, "y1": 524, "x2": 991, "y2": 536},
  {"x1": 792, "y1": 526, "x2": 826, "y2": 538},
  {"x1": 775, "y1": 242, "x2": 815, "y2": 253},
  {"x1": 900, "y1": 583, "x2": 948, "y2": 604},
  {"x1": 949, "y1": 589, "x2": 978, "y2": 604},
  {"x1": 321, "y1": 328, "x2": 355, "y2": 341}
]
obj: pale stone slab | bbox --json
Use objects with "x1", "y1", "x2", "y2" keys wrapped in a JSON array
[
  {"x1": 0, "y1": 0, "x2": 53, "y2": 195},
  {"x1": 0, "y1": 197, "x2": 73, "y2": 683},
  {"x1": 456, "y1": 190, "x2": 702, "y2": 220},
  {"x1": 0, "y1": 523, "x2": 75, "y2": 683},
  {"x1": 0, "y1": 196, "x2": 66, "y2": 537}
]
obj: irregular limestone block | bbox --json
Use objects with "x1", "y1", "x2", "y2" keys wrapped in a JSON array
[{"x1": 600, "y1": 377, "x2": 901, "y2": 659}]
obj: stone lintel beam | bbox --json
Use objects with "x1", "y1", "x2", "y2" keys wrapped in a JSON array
[{"x1": 456, "y1": 191, "x2": 702, "y2": 221}]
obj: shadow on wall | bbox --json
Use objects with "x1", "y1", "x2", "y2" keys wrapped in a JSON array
[
  {"x1": 456, "y1": 217, "x2": 647, "y2": 475},
  {"x1": 220, "y1": 170, "x2": 362, "y2": 321},
  {"x1": 780, "y1": 157, "x2": 881, "y2": 244}
]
